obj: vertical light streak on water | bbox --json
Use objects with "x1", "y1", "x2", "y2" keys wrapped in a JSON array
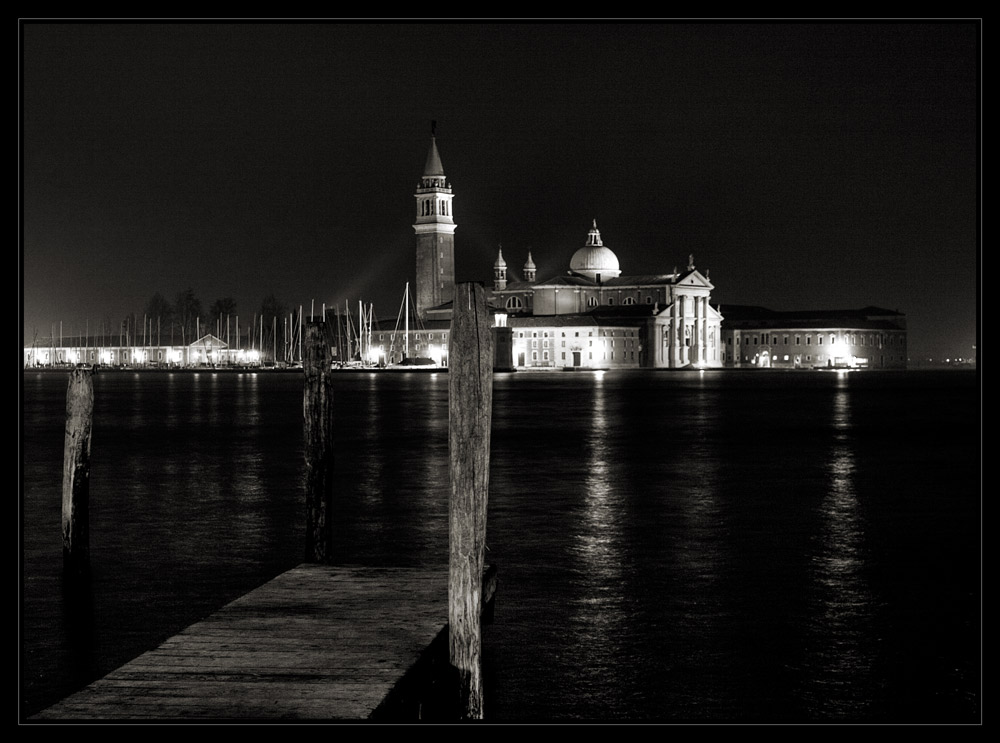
[
  {"x1": 567, "y1": 371, "x2": 629, "y2": 713},
  {"x1": 228, "y1": 374, "x2": 272, "y2": 554},
  {"x1": 666, "y1": 387, "x2": 727, "y2": 717},
  {"x1": 800, "y1": 382, "x2": 877, "y2": 718},
  {"x1": 357, "y1": 372, "x2": 384, "y2": 504},
  {"x1": 333, "y1": 373, "x2": 449, "y2": 566},
  {"x1": 418, "y1": 373, "x2": 449, "y2": 550},
  {"x1": 121, "y1": 373, "x2": 149, "y2": 494}
]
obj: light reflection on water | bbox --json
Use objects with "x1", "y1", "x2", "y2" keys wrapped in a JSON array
[
  {"x1": 20, "y1": 369, "x2": 980, "y2": 723},
  {"x1": 569, "y1": 371, "x2": 629, "y2": 710},
  {"x1": 800, "y1": 387, "x2": 877, "y2": 717}
]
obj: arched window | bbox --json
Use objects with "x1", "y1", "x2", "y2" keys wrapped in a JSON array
[
  {"x1": 505, "y1": 296, "x2": 523, "y2": 310},
  {"x1": 588, "y1": 297, "x2": 598, "y2": 307},
  {"x1": 623, "y1": 297, "x2": 636, "y2": 305}
]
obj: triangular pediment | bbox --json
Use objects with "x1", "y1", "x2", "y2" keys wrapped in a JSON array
[
  {"x1": 674, "y1": 269, "x2": 714, "y2": 290},
  {"x1": 189, "y1": 334, "x2": 228, "y2": 350}
]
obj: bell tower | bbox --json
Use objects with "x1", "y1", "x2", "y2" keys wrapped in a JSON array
[{"x1": 413, "y1": 124, "x2": 456, "y2": 318}]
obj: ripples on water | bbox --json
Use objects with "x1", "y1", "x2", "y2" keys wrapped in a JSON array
[{"x1": 20, "y1": 369, "x2": 980, "y2": 722}]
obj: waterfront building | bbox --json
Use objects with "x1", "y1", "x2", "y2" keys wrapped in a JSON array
[
  {"x1": 20, "y1": 333, "x2": 261, "y2": 368},
  {"x1": 489, "y1": 220, "x2": 723, "y2": 369},
  {"x1": 406, "y1": 133, "x2": 724, "y2": 370},
  {"x1": 719, "y1": 305, "x2": 908, "y2": 369}
]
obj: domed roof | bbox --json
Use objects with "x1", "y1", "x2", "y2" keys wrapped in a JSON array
[
  {"x1": 569, "y1": 220, "x2": 621, "y2": 280},
  {"x1": 494, "y1": 246, "x2": 507, "y2": 268},
  {"x1": 523, "y1": 250, "x2": 536, "y2": 270}
]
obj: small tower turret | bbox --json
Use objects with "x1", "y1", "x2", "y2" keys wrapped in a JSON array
[
  {"x1": 523, "y1": 250, "x2": 536, "y2": 283},
  {"x1": 494, "y1": 246, "x2": 508, "y2": 291}
]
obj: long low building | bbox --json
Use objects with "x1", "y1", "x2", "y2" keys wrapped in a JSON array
[
  {"x1": 719, "y1": 305, "x2": 908, "y2": 369},
  {"x1": 22, "y1": 334, "x2": 267, "y2": 368}
]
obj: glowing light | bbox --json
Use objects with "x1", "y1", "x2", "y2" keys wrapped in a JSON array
[
  {"x1": 100, "y1": 351, "x2": 113, "y2": 364},
  {"x1": 428, "y1": 344, "x2": 442, "y2": 366}
]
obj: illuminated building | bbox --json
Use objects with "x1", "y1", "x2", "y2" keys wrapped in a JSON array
[
  {"x1": 21, "y1": 333, "x2": 260, "y2": 368},
  {"x1": 401, "y1": 133, "x2": 723, "y2": 369},
  {"x1": 719, "y1": 306, "x2": 908, "y2": 369},
  {"x1": 490, "y1": 221, "x2": 723, "y2": 369}
]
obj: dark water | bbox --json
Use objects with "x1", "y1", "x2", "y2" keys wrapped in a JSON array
[{"x1": 20, "y1": 369, "x2": 981, "y2": 723}]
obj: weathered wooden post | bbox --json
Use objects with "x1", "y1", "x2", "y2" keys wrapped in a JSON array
[
  {"x1": 303, "y1": 320, "x2": 334, "y2": 562},
  {"x1": 62, "y1": 367, "x2": 94, "y2": 578},
  {"x1": 448, "y1": 282, "x2": 494, "y2": 719}
]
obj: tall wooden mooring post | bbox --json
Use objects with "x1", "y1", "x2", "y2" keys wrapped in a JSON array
[
  {"x1": 62, "y1": 367, "x2": 95, "y2": 578},
  {"x1": 447, "y1": 282, "x2": 495, "y2": 719},
  {"x1": 303, "y1": 320, "x2": 335, "y2": 563}
]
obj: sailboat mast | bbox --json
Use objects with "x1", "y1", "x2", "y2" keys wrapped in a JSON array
[
  {"x1": 368, "y1": 303, "x2": 373, "y2": 364},
  {"x1": 405, "y1": 282, "x2": 409, "y2": 359},
  {"x1": 336, "y1": 307, "x2": 343, "y2": 363}
]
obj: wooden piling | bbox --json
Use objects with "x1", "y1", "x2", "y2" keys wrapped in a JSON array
[
  {"x1": 303, "y1": 320, "x2": 334, "y2": 562},
  {"x1": 447, "y1": 283, "x2": 495, "y2": 719},
  {"x1": 62, "y1": 367, "x2": 94, "y2": 578}
]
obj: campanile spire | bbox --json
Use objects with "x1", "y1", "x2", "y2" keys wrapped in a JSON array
[{"x1": 413, "y1": 125, "x2": 456, "y2": 317}]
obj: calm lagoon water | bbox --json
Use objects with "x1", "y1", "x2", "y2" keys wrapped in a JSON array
[{"x1": 20, "y1": 368, "x2": 981, "y2": 723}]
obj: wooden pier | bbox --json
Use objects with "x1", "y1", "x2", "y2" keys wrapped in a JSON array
[
  {"x1": 32, "y1": 282, "x2": 497, "y2": 722},
  {"x1": 32, "y1": 563, "x2": 497, "y2": 721}
]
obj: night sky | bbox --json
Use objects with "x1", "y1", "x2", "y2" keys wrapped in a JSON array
[{"x1": 20, "y1": 21, "x2": 979, "y2": 360}]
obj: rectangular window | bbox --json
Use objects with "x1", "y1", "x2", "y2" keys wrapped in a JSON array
[{"x1": 795, "y1": 336, "x2": 801, "y2": 345}]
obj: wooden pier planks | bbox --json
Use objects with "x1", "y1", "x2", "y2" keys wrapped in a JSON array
[{"x1": 32, "y1": 564, "x2": 474, "y2": 721}]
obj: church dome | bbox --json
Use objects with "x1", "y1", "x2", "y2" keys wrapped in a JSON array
[
  {"x1": 569, "y1": 220, "x2": 621, "y2": 281},
  {"x1": 494, "y1": 247, "x2": 507, "y2": 269}
]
